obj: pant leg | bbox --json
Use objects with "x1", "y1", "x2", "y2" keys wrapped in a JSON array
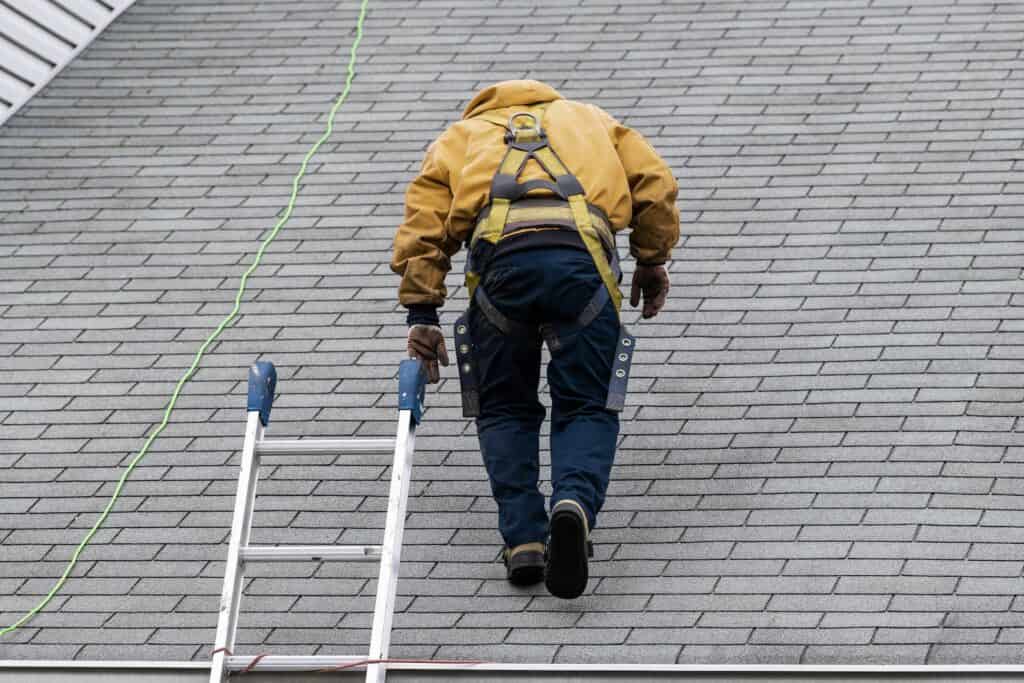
[
  {"x1": 469, "y1": 264, "x2": 548, "y2": 548},
  {"x1": 539, "y1": 252, "x2": 621, "y2": 533}
]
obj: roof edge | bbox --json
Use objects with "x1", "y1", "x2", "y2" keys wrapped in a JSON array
[{"x1": 4, "y1": 661, "x2": 1024, "y2": 681}]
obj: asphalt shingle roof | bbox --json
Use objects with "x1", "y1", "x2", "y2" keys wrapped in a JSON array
[{"x1": 2, "y1": 0, "x2": 1024, "y2": 667}]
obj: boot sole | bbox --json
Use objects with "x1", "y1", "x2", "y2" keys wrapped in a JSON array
[{"x1": 544, "y1": 508, "x2": 588, "y2": 599}]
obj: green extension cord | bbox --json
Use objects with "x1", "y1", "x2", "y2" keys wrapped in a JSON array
[{"x1": 0, "y1": 0, "x2": 371, "y2": 637}]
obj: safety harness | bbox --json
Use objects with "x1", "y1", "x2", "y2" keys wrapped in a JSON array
[{"x1": 454, "y1": 106, "x2": 636, "y2": 418}]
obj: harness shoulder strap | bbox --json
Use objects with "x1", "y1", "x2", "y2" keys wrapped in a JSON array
[
  {"x1": 531, "y1": 144, "x2": 623, "y2": 312},
  {"x1": 467, "y1": 103, "x2": 623, "y2": 312}
]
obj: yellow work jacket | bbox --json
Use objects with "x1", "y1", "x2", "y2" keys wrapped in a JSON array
[{"x1": 390, "y1": 79, "x2": 680, "y2": 307}]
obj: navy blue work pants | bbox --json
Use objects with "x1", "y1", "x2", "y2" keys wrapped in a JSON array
[{"x1": 468, "y1": 246, "x2": 620, "y2": 548}]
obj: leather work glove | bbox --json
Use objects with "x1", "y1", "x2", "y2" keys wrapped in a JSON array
[
  {"x1": 629, "y1": 264, "x2": 670, "y2": 319},
  {"x1": 407, "y1": 324, "x2": 449, "y2": 384}
]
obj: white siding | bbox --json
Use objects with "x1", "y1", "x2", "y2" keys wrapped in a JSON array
[{"x1": 0, "y1": 0, "x2": 136, "y2": 126}]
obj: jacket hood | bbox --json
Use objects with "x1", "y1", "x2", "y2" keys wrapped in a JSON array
[{"x1": 461, "y1": 80, "x2": 563, "y2": 119}]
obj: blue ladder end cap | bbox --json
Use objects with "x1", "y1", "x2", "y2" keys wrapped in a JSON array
[
  {"x1": 398, "y1": 359, "x2": 427, "y2": 424},
  {"x1": 247, "y1": 360, "x2": 277, "y2": 426}
]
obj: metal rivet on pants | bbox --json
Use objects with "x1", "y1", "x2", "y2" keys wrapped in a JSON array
[
  {"x1": 460, "y1": 344, "x2": 470, "y2": 354},
  {"x1": 622, "y1": 338, "x2": 632, "y2": 346},
  {"x1": 616, "y1": 369, "x2": 626, "y2": 378},
  {"x1": 618, "y1": 353, "x2": 628, "y2": 362},
  {"x1": 463, "y1": 364, "x2": 472, "y2": 373},
  {"x1": 457, "y1": 325, "x2": 467, "y2": 334}
]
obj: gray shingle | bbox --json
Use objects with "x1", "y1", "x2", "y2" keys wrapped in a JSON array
[{"x1": 2, "y1": 0, "x2": 1024, "y2": 667}]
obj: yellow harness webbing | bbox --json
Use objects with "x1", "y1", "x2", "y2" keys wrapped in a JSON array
[{"x1": 467, "y1": 107, "x2": 622, "y2": 312}]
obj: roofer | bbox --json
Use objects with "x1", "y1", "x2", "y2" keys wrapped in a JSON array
[{"x1": 391, "y1": 80, "x2": 679, "y2": 599}]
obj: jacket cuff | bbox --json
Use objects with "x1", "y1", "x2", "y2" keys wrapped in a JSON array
[{"x1": 406, "y1": 304, "x2": 440, "y2": 327}]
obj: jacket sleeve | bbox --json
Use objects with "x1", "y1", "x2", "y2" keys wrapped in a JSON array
[
  {"x1": 390, "y1": 135, "x2": 463, "y2": 307},
  {"x1": 597, "y1": 107, "x2": 680, "y2": 265}
]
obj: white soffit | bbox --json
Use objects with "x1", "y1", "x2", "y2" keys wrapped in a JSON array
[{"x1": 0, "y1": 0, "x2": 137, "y2": 126}]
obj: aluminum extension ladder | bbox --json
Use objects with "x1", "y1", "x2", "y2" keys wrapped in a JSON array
[{"x1": 210, "y1": 359, "x2": 428, "y2": 683}]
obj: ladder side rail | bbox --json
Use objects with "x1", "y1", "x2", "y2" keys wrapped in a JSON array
[
  {"x1": 366, "y1": 407, "x2": 417, "y2": 683},
  {"x1": 210, "y1": 410, "x2": 264, "y2": 683}
]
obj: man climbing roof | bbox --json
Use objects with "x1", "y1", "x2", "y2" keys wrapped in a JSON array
[{"x1": 391, "y1": 79, "x2": 679, "y2": 599}]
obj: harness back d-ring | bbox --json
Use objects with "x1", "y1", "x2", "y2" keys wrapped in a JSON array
[{"x1": 507, "y1": 112, "x2": 541, "y2": 140}]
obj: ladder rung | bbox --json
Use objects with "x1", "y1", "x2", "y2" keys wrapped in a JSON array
[
  {"x1": 255, "y1": 437, "x2": 395, "y2": 456},
  {"x1": 226, "y1": 655, "x2": 367, "y2": 671},
  {"x1": 240, "y1": 545, "x2": 382, "y2": 562}
]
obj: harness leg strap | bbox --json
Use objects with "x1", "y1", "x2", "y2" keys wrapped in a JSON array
[
  {"x1": 475, "y1": 285, "x2": 536, "y2": 339},
  {"x1": 605, "y1": 325, "x2": 636, "y2": 413},
  {"x1": 541, "y1": 284, "x2": 609, "y2": 353},
  {"x1": 455, "y1": 286, "x2": 538, "y2": 418},
  {"x1": 540, "y1": 286, "x2": 635, "y2": 413},
  {"x1": 458, "y1": 292, "x2": 636, "y2": 415},
  {"x1": 454, "y1": 313, "x2": 480, "y2": 418}
]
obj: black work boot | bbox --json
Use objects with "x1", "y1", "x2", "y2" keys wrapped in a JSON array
[
  {"x1": 502, "y1": 542, "x2": 545, "y2": 586},
  {"x1": 544, "y1": 499, "x2": 594, "y2": 599}
]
